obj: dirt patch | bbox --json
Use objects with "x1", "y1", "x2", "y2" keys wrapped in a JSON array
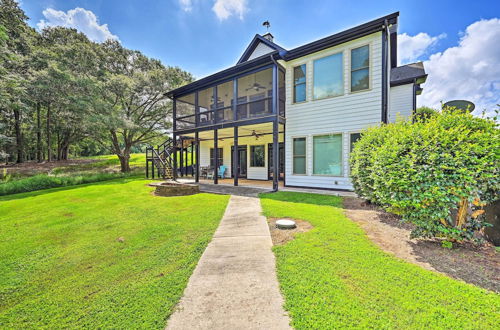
[
  {"x1": 0, "y1": 159, "x2": 98, "y2": 177},
  {"x1": 267, "y1": 218, "x2": 313, "y2": 246},
  {"x1": 343, "y1": 196, "x2": 500, "y2": 293}
]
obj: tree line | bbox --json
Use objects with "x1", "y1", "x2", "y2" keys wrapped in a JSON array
[{"x1": 0, "y1": 0, "x2": 192, "y2": 172}]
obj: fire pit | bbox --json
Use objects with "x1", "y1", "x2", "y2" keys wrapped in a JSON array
[{"x1": 149, "y1": 181, "x2": 199, "y2": 197}]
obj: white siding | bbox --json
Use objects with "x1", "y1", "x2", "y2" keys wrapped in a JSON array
[
  {"x1": 388, "y1": 84, "x2": 414, "y2": 122},
  {"x1": 284, "y1": 32, "x2": 383, "y2": 190},
  {"x1": 247, "y1": 42, "x2": 275, "y2": 61}
]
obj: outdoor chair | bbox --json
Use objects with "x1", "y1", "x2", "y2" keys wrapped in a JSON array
[{"x1": 218, "y1": 165, "x2": 227, "y2": 178}]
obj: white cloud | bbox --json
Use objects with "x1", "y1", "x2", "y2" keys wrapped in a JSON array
[
  {"x1": 418, "y1": 18, "x2": 500, "y2": 116},
  {"x1": 179, "y1": 0, "x2": 193, "y2": 12},
  {"x1": 212, "y1": 0, "x2": 248, "y2": 21},
  {"x1": 37, "y1": 7, "x2": 118, "y2": 43},
  {"x1": 398, "y1": 32, "x2": 446, "y2": 64}
]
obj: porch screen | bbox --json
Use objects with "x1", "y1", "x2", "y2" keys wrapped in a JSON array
[{"x1": 313, "y1": 134, "x2": 342, "y2": 176}]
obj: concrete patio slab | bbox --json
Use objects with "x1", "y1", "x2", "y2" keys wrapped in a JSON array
[{"x1": 166, "y1": 195, "x2": 291, "y2": 330}]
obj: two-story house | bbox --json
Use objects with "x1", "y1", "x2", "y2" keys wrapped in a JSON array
[{"x1": 164, "y1": 11, "x2": 427, "y2": 191}]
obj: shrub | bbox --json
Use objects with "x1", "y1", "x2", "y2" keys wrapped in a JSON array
[
  {"x1": 413, "y1": 106, "x2": 438, "y2": 122},
  {"x1": 350, "y1": 108, "x2": 499, "y2": 242},
  {"x1": 0, "y1": 172, "x2": 140, "y2": 196}
]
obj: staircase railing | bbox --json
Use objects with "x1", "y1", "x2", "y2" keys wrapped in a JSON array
[{"x1": 146, "y1": 138, "x2": 175, "y2": 179}]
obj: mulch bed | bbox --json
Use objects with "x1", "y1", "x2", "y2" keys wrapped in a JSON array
[{"x1": 343, "y1": 197, "x2": 500, "y2": 293}]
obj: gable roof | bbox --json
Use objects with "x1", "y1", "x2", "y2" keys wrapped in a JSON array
[
  {"x1": 237, "y1": 34, "x2": 287, "y2": 64},
  {"x1": 390, "y1": 62, "x2": 427, "y2": 86}
]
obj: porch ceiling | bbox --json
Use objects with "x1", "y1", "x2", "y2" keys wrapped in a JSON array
[{"x1": 180, "y1": 122, "x2": 284, "y2": 141}]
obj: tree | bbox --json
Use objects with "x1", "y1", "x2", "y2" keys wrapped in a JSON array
[
  {"x1": 0, "y1": 0, "x2": 35, "y2": 163},
  {"x1": 96, "y1": 41, "x2": 192, "y2": 172}
]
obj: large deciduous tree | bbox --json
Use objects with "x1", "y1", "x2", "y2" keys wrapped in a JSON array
[{"x1": 96, "y1": 41, "x2": 192, "y2": 172}]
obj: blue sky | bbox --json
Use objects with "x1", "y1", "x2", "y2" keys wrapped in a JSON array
[{"x1": 20, "y1": 0, "x2": 500, "y2": 112}]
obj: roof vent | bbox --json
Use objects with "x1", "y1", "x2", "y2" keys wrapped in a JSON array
[{"x1": 262, "y1": 32, "x2": 274, "y2": 42}]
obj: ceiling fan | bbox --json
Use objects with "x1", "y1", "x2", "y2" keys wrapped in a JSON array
[
  {"x1": 245, "y1": 75, "x2": 266, "y2": 92},
  {"x1": 251, "y1": 130, "x2": 261, "y2": 140}
]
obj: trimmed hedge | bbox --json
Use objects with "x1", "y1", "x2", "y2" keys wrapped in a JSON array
[{"x1": 350, "y1": 108, "x2": 499, "y2": 241}]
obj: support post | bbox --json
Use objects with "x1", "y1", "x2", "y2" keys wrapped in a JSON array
[
  {"x1": 214, "y1": 129, "x2": 218, "y2": 184},
  {"x1": 191, "y1": 141, "x2": 194, "y2": 176},
  {"x1": 195, "y1": 132, "x2": 200, "y2": 183},
  {"x1": 272, "y1": 63, "x2": 279, "y2": 191},
  {"x1": 179, "y1": 139, "x2": 183, "y2": 177},
  {"x1": 273, "y1": 120, "x2": 279, "y2": 191},
  {"x1": 233, "y1": 126, "x2": 238, "y2": 186},
  {"x1": 172, "y1": 134, "x2": 177, "y2": 180}
]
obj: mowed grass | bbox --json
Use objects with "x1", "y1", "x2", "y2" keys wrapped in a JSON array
[
  {"x1": 0, "y1": 179, "x2": 229, "y2": 329},
  {"x1": 260, "y1": 192, "x2": 500, "y2": 329}
]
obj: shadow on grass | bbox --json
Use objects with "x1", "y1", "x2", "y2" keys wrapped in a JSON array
[
  {"x1": 0, "y1": 176, "x2": 145, "y2": 202},
  {"x1": 259, "y1": 191, "x2": 342, "y2": 208}
]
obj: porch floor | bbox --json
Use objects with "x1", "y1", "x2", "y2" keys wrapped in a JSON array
[{"x1": 176, "y1": 177, "x2": 356, "y2": 197}]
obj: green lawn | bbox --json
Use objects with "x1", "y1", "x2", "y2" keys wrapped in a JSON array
[
  {"x1": 260, "y1": 192, "x2": 500, "y2": 329},
  {"x1": 0, "y1": 179, "x2": 229, "y2": 329}
]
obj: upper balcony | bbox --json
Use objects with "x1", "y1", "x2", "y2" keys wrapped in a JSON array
[{"x1": 171, "y1": 64, "x2": 285, "y2": 134}]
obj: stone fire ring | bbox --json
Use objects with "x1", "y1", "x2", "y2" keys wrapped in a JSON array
[
  {"x1": 276, "y1": 219, "x2": 297, "y2": 229},
  {"x1": 148, "y1": 181, "x2": 199, "y2": 197}
]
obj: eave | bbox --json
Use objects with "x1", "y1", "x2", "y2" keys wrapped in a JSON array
[
  {"x1": 283, "y1": 11, "x2": 399, "y2": 61},
  {"x1": 166, "y1": 51, "x2": 280, "y2": 98}
]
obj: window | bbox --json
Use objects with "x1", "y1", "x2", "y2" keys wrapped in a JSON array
[
  {"x1": 350, "y1": 133, "x2": 361, "y2": 152},
  {"x1": 313, "y1": 53, "x2": 343, "y2": 99},
  {"x1": 210, "y1": 148, "x2": 223, "y2": 168},
  {"x1": 313, "y1": 134, "x2": 342, "y2": 176},
  {"x1": 250, "y1": 145, "x2": 265, "y2": 167},
  {"x1": 293, "y1": 137, "x2": 306, "y2": 174},
  {"x1": 351, "y1": 45, "x2": 370, "y2": 92},
  {"x1": 293, "y1": 64, "x2": 306, "y2": 103}
]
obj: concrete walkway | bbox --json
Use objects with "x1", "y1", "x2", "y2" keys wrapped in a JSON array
[{"x1": 166, "y1": 195, "x2": 291, "y2": 330}]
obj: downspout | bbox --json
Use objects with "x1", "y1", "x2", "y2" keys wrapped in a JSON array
[{"x1": 381, "y1": 19, "x2": 389, "y2": 124}]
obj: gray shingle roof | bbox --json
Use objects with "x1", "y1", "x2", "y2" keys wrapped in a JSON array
[{"x1": 391, "y1": 62, "x2": 427, "y2": 86}]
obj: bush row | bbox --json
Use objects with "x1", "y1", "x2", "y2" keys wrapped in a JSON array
[
  {"x1": 350, "y1": 108, "x2": 499, "y2": 242},
  {"x1": 0, "y1": 172, "x2": 141, "y2": 196}
]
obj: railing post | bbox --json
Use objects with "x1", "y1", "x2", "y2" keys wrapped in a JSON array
[
  {"x1": 233, "y1": 78, "x2": 238, "y2": 121},
  {"x1": 195, "y1": 91, "x2": 199, "y2": 127},
  {"x1": 213, "y1": 86, "x2": 218, "y2": 124}
]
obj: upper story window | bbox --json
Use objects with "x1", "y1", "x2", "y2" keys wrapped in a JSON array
[
  {"x1": 350, "y1": 45, "x2": 370, "y2": 92},
  {"x1": 313, "y1": 52, "x2": 343, "y2": 100},
  {"x1": 293, "y1": 64, "x2": 306, "y2": 103}
]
